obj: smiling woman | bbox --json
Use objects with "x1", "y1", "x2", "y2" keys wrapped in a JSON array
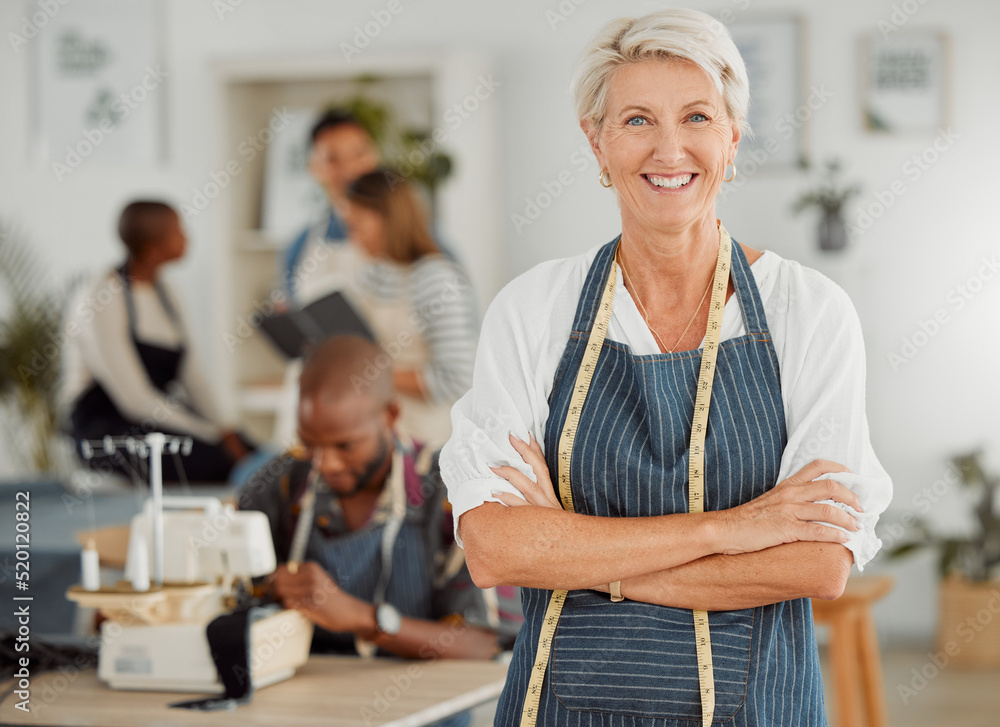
[
  {"x1": 440, "y1": 7, "x2": 893, "y2": 727},
  {"x1": 589, "y1": 58, "x2": 745, "y2": 352}
]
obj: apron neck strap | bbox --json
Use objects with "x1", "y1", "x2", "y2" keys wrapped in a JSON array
[
  {"x1": 571, "y1": 226, "x2": 773, "y2": 340},
  {"x1": 116, "y1": 260, "x2": 186, "y2": 342},
  {"x1": 727, "y1": 239, "x2": 770, "y2": 336}
]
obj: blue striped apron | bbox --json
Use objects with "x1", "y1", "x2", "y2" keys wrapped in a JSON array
[{"x1": 494, "y1": 237, "x2": 826, "y2": 726}]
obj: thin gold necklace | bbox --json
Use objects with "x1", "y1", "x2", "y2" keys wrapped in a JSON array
[{"x1": 617, "y1": 245, "x2": 715, "y2": 353}]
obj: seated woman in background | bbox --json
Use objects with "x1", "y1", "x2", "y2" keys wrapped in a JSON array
[{"x1": 63, "y1": 200, "x2": 253, "y2": 483}]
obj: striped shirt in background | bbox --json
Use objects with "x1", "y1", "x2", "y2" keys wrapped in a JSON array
[{"x1": 356, "y1": 254, "x2": 479, "y2": 404}]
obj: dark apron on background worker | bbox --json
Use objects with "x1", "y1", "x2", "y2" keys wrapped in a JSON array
[
  {"x1": 69, "y1": 263, "x2": 238, "y2": 483},
  {"x1": 494, "y1": 239, "x2": 826, "y2": 725},
  {"x1": 308, "y1": 509, "x2": 436, "y2": 654},
  {"x1": 293, "y1": 440, "x2": 471, "y2": 727}
]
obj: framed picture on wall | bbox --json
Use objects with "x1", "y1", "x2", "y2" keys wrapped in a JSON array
[
  {"x1": 860, "y1": 31, "x2": 950, "y2": 133},
  {"x1": 33, "y1": 0, "x2": 163, "y2": 176},
  {"x1": 260, "y1": 107, "x2": 328, "y2": 240},
  {"x1": 727, "y1": 15, "x2": 808, "y2": 171}
]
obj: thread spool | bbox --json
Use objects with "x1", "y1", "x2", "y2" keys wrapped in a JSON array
[
  {"x1": 81, "y1": 539, "x2": 100, "y2": 591},
  {"x1": 128, "y1": 531, "x2": 150, "y2": 592}
]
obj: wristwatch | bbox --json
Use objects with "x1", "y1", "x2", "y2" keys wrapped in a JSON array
[{"x1": 374, "y1": 602, "x2": 402, "y2": 635}]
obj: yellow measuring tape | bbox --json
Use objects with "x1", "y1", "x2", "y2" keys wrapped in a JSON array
[
  {"x1": 519, "y1": 225, "x2": 733, "y2": 727},
  {"x1": 688, "y1": 226, "x2": 731, "y2": 726}
]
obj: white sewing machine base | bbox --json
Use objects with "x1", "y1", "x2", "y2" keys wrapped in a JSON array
[{"x1": 97, "y1": 608, "x2": 312, "y2": 693}]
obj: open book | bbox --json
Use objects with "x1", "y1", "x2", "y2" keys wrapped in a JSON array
[{"x1": 258, "y1": 291, "x2": 374, "y2": 359}]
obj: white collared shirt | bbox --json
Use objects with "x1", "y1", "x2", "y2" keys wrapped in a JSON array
[{"x1": 440, "y1": 242, "x2": 893, "y2": 570}]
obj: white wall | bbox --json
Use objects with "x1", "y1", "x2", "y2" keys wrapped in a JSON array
[{"x1": 2, "y1": 0, "x2": 998, "y2": 642}]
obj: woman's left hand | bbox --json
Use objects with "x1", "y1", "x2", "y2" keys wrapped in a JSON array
[{"x1": 489, "y1": 433, "x2": 562, "y2": 509}]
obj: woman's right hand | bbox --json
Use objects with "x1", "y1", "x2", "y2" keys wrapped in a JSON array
[{"x1": 717, "y1": 459, "x2": 863, "y2": 555}]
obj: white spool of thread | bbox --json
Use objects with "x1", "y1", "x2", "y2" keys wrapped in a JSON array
[
  {"x1": 81, "y1": 539, "x2": 100, "y2": 591},
  {"x1": 128, "y1": 531, "x2": 150, "y2": 592}
]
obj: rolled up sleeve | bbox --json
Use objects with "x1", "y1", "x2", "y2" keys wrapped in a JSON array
[
  {"x1": 775, "y1": 267, "x2": 893, "y2": 571},
  {"x1": 439, "y1": 307, "x2": 540, "y2": 546},
  {"x1": 440, "y1": 261, "x2": 580, "y2": 547}
]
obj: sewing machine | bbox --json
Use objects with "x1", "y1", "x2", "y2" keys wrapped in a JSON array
[{"x1": 68, "y1": 496, "x2": 313, "y2": 693}]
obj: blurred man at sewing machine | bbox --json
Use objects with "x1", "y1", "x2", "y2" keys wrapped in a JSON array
[{"x1": 239, "y1": 335, "x2": 500, "y2": 668}]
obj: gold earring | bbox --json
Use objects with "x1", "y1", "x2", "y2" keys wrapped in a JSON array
[
  {"x1": 599, "y1": 168, "x2": 614, "y2": 188},
  {"x1": 723, "y1": 161, "x2": 736, "y2": 183}
]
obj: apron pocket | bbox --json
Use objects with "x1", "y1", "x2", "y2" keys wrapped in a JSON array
[{"x1": 550, "y1": 590, "x2": 755, "y2": 720}]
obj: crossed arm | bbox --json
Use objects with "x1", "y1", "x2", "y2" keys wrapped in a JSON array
[{"x1": 460, "y1": 435, "x2": 859, "y2": 611}]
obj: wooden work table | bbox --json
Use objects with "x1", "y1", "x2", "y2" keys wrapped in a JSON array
[{"x1": 0, "y1": 655, "x2": 508, "y2": 726}]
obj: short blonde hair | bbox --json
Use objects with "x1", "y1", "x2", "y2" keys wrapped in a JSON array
[{"x1": 571, "y1": 9, "x2": 751, "y2": 136}]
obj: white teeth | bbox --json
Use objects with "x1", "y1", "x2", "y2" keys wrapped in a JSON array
[{"x1": 647, "y1": 174, "x2": 693, "y2": 189}]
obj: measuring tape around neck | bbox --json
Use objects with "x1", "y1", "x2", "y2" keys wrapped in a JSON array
[
  {"x1": 687, "y1": 225, "x2": 732, "y2": 726},
  {"x1": 519, "y1": 225, "x2": 733, "y2": 727}
]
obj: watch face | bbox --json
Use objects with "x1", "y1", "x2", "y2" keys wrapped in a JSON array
[{"x1": 376, "y1": 603, "x2": 402, "y2": 635}]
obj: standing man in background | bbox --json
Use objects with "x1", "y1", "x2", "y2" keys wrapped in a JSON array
[{"x1": 282, "y1": 110, "x2": 380, "y2": 303}]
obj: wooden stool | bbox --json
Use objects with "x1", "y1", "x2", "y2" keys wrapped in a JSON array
[{"x1": 812, "y1": 575, "x2": 894, "y2": 727}]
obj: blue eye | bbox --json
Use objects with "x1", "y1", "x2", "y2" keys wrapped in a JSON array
[
  {"x1": 689, "y1": 113, "x2": 709, "y2": 123},
  {"x1": 626, "y1": 116, "x2": 647, "y2": 126}
]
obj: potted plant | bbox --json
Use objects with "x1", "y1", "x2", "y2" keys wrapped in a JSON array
[
  {"x1": 886, "y1": 450, "x2": 1000, "y2": 668},
  {"x1": 0, "y1": 224, "x2": 70, "y2": 479},
  {"x1": 338, "y1": 75, "x2": 455, "y2": 212},
  {"x1": 791, "y1": 158, "x2": 861, "y2": 251}
]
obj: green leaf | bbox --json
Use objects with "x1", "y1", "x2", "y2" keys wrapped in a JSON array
[
  {"x1": 938, "y1": 538, "x2": 970, "y2": 579},
  {"x1": 0, "y1": 222, "x2": 68, "y2": 472},
  {"x1": 884, "y1": 541, "x2": 930, "y2": 560}
]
